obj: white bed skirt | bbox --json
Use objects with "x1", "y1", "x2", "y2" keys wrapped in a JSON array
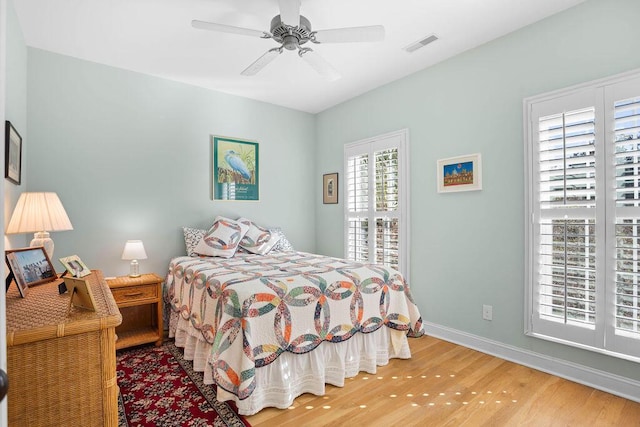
[{"x1": 170, "y1": 314, "x2": 412, "y2": 415}]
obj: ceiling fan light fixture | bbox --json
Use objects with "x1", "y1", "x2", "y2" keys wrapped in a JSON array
[
  {"x1": 270, "y1": 15, "x2": 312, "y2": 45},
  {"x1": 193, "y1": 4, "x2": 382, "y2": 79},
  {"x1": 283, "y1": 35, "x2": 299, "y2": 50}
]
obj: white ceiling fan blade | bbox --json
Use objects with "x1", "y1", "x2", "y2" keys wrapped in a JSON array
[
  {"x1": 313, "y1": 25, "x2": 385, "y2": 43},
  {"x1": 278, "y1": 0, "x2": 301, "y2": 26},
  {"x1": 241, "y1": 48, "x2": 282, "y2": 76},
  {"x1": 191, "y1": 20, "x2": 269, "y2": 38},
  {"x1": 299, "y1": 49, "x2": 340, "y2": 82}
]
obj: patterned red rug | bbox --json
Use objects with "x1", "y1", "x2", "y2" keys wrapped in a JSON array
[{"x1": 117, "y1": 341, "x2": 250, "y2": 427}]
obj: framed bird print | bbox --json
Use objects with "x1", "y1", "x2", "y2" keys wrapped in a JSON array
[{"x1": 212, "y1": 135, "x2": 259, "y2": 201}]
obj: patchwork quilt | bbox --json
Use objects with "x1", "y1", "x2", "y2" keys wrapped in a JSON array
[{"x1": 166, "y1": 251, "x2": 424, "y2": 399}]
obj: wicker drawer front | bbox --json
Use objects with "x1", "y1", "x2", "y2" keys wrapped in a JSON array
[
  {"x1": 6, "y1": 271, "x2": 121, "y2": 427},
  {"x1": 111, "y1": 284, "x2": 157, "y2": 303}
]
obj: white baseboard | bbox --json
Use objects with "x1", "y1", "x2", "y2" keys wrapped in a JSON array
[{"x1": 424, "y1": 321, "x2": 640, "y2": 403}]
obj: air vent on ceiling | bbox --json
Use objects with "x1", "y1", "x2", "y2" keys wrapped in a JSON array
[{"x1": 404, "y1": 34, "x2": 439, "y2": 53}]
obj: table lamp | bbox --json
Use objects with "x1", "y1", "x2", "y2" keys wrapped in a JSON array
[
  {"x1": 122, "y1": 240, "x2": 147, "y2": 277},
  {"x1": 6, "y1": 192, "x2": 73, "y2": 258}
]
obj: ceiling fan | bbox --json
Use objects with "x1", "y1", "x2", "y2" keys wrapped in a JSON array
[{"x1": 192, "y1": 0, "x2": 385, "y2": 81}]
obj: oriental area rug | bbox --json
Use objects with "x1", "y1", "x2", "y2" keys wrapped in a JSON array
[{"x1": 117, "y1": 341, "x2": 250, "y2": 427}]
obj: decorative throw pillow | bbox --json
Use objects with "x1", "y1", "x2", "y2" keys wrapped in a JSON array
[
  {"x1": 237, "y1": 218, "x2": 281, "y2": 255},
  {"x1": 269, "y1": 227, "x2": 295, "y2": 252},
  {"x1": 193, "y1": 216, "x2": 249, "y2": 258},
  {"x1": 183, "y1": 227, "x2": 207, "y2": 257}
]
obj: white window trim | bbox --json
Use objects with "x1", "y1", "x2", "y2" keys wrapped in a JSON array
[
  {"x1": 524, "y1": 67, "x2": 640, "y2": 363},
  {"x1": 343, "y1": 129, "x2": 410, "y2": 280}
]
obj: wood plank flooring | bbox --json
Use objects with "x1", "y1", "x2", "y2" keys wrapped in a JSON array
[{"x1": 245, "y1": 335, "x2": 640, "y2": 426}]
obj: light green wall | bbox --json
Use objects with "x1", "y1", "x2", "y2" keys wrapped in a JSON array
[
  {"x1": 3, "y1": 0, "x2": 27, "y2": 250},
  {"x1": 26, "y1": 49, "x2": 316, "y2": 277},
  {"x1": 316, "y1": 0, "x2": 640, "y2": 379},
  {"x1": 15, "y1": 0, "x2": 640, "y2": 384}
]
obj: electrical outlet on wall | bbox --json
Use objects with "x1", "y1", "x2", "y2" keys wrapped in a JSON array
[{"x1": 482, "y1": 304, "x2": 493, "y2": 321}]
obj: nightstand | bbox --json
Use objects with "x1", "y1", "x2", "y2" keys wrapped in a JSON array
[{"x1": 106, "y1": 273, "x2": 163, "y2": 350}]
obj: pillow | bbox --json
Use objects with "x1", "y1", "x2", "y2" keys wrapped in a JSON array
[
  {"x1": 237, "y1": 218, "x2": 281, "y2": 255},
  {"x1": 269, "y1": 227, "x2": 295, "y2": 252},
  {"x1": 193, "y1": 216, "x2": 249, "y2": 258},
  {"x1": 183, "y1": 227, "x2": 207, "y2": 257}
]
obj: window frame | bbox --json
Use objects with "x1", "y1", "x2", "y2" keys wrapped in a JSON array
[
  {"x1": 524, "y1": 68, "x2": 640, "y2": 363},
  {"x1": 343, "y1": 129, "x2": 410, "y2": 279}
]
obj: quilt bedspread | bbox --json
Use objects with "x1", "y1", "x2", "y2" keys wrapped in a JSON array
[{"x1": 166, "y1": 251, "x2": 424, "y2": 399}]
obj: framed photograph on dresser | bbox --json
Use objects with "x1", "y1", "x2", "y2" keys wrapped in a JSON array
[
  {"x1": 5, "y1": 247, "x2": 57, "y2": 297},
  {"x1": 59, "y1": 255, "x2": 91, "y2": 277},
  {"x1": 63, "y1": 276, "x2": 97, "y2": 311}
]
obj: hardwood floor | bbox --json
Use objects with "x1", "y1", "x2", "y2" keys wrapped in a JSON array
[{"x1": 245, "y1": 335, "x2": 640, "y2": 426}]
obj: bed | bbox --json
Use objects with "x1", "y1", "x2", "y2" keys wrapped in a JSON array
[{"x1": 165, "y1": 218, "x2": 424, "y2": 416}]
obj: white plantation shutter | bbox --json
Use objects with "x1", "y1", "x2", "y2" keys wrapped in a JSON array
[
  {"x1": 537, "y1": 108, "x2": 597, "y2": 326},
  {"x1": 346, "y1": 154, "x2": 369, "y2": 262},
  {"x1": 609, "y1": 82, "x2": 640, "y2": 356},
  {"x1": 347, "y1": 154, "x2": 369, "y2": 212},
  {"x1": 538, "y1": 108, "x2": 596, "y2": 209},
  {"x1": 347, "y1": 217, "x2": 368, "y2": 262},
  {"x1": 344, "y1": 130, "x2": 409, "y2": 277},
  {"x1": 375, "y1": 149, "x2": 400, "y2": 268},
  {"x1": 525, "y1": 70, "x2": 640, "y2": 361}
]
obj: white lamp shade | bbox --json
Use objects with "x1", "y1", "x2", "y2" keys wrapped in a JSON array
[
  {"x1": 6, "y1": 192, "x2": 73, "y2": 234},
  {"x1": 122, "y1": 240, "x2": 148, "y2": 260}
]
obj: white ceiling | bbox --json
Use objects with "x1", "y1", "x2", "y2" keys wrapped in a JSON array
[{"x1": 13, "y1": 0, "x2": 586, "y2": 114}]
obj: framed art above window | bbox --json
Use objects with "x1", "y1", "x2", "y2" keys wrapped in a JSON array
[{"x1": 5, "y1": 121, "x2": 22, "y2": 185}]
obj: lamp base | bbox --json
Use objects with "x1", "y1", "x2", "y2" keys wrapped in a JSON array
[
  {"x1": 31, "y1": 232, "x2": 54, "y2": 259},
  {"x1": 129, "y1": 260, "x2": 141, "y2": 278}
]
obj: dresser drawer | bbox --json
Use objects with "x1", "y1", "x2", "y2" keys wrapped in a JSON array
[{"x1": 111, "y1": 284, "x2": 158, "y2": 303}]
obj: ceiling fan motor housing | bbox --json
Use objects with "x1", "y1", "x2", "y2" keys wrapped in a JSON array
[{"x1": 271, "y1": 15, "x2": 312, "y2": 50}]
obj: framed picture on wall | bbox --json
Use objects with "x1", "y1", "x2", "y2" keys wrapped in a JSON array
[
  {"x1": 5, "y1": 121, "x2": 22, "y2": 185},
  {"x1": 323, "y1": 173, "x2": 338, "y2": 204},
  {"x1": 436, "y1": 153, "x2": 482, "y2": 193},
  {"x1": 212, "y1": 135, "x2": 259, "y2": 201}
]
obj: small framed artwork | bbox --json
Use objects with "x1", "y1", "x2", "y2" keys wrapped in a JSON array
[
  {"x1": 64, "y1": 276, "x2": 96, "y2": 312},
  {"x1": 437, "y1": 153, "x2": 482, "y2": 193},
  {"x1": 323, "y1": 173, "x2": 338, "y2": 204},
  {"x1": 5, "y1": 247, "x2": 57, "y2": 296},
  {"x1": 212, "y1": 135, "x2": 259, "y2": 201},
  {"x1": 5, "y1": 121, "x2": 22, "y2": 185},
  {"x1": 59, "y1": 255, "x2": 91, "y2": 278}
]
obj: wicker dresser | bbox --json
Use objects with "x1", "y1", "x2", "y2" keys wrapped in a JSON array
[{"x1": 6, "y1": 270, "x2": 122, "y2": 427}]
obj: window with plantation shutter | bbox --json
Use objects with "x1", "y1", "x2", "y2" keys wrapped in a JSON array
[
  {"x1": 344, "y1": 129, "x2": 409, "y2": 277},
  {"x1": 612, "y1": 90, "x2": 640, "y2": 351},
  {"x1": 525, "y1": 70, "x2": 640, "y2": 362}
]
